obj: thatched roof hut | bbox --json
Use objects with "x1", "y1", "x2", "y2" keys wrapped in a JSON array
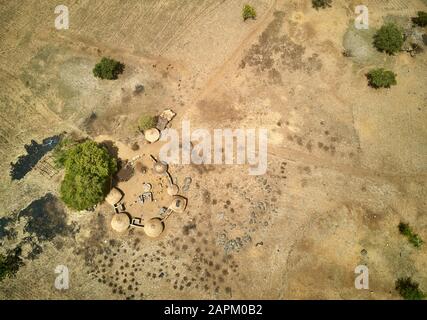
[
  {"x1": 144, "y1": 218, "x2": 164, "y2": 238},
  {"x1": 111, "y1": 213, "x2": 131, "y2": 233},
  {"x1": 105, "y1": 187, "x2": 123, "y2": 206}
]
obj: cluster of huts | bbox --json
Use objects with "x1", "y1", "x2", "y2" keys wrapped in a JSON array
[{"x1": 105, "y1": 109, "x2": 187, "y2": 238}]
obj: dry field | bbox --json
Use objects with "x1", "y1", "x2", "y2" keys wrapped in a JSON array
[{"x1": 0, "y1": 0, "x2": 426, "y2": 299}]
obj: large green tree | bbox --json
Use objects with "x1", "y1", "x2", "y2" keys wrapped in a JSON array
[{"x1": 59, "y1": 140, "x2": 117, "y2": 211}]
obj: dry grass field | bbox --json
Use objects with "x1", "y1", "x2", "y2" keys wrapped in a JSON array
[{"x1": 0, "y1": 0, "x2": 426, "y2": 299}]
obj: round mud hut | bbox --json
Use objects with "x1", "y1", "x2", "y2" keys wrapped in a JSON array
[
  {"x1": 111, "y1": 213, "x2": 131, "y2": 233},
  {"x1": 105, "y1": 187, "x2": 123, "y2": 206},
  {"x1": 144, "y1": 128, "x2": 160, "y2": 143},
  {"x1": 144, "y1": 218, "x2": 164, "y2": 238}
]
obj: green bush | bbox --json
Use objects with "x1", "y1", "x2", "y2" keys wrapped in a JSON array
[
  {"x1": 138, "y1": 114, "x2": 157, "y2": 131},
  {"x1": 373, "y1": 23, "x2": 404, "y2": 54},
  {"x1": 93, "y1": 57, "x2": 125, "y2": 80},
  {"x1": 59, "y1": 140, "x2": 117, "y2": 211},
  {"x1": 366, "y1": 68, "x2": 397, "y2": 88},
  {"x1": 395, "y1": 277, "x2": 425, "y2": 300},
  {"x1": 399, "y1": 222, "x2": 423, "y2": 248},
  {"x1": 312, "y1": 0, "x2": 332, "y2": 10},
  {"x1": 0, "y1": 248, "x2": 24, "y2": 282},
  {"x1": 412, "y1": 11, "x2": 427, "y2": 27},
  {"x1": 242, "y1": 4, "x2": 256, "y2": 21}
]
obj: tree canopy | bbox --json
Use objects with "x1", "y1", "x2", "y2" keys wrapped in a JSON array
[
  {"x1": 373, "y1": 23, "x2": 404, "y2": 54},
  {"x1": 93, "y1": 57, "x2": 125, "y2": 80},
  {"x1": 58, "y1": 140, "x2": 117, "y2": 211}
]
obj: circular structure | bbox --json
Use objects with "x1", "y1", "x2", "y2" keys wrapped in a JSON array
[
  {"x1": 105, "y1": 187, "x2": 123, "y2": 206},
  {"x1": 167, "y1": 184, "x2": 179, "y2": 196},
  {"x1": 144, "y1": 128, "x2": 160, "y2": 143},
  {"x1": 153, "y1": 161, "x2": 168, "y2": 175},
  {"x1": 144, "y1": 218, "x2": 164, "y2": 238},
  {"x1": 143, "y1": 183, "x2": 152, "y2": 192},
  {"x1": 111, "y1": 213, "x2": 131, "y2": 233}
]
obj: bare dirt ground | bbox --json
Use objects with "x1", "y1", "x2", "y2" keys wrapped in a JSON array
[{"x1": 0, "y1": 0, "x2": 426, "y2": 299}]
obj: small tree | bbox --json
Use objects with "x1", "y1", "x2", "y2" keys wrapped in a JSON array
[
  {"x1": 312, "y1": 0, "x2": 332, "y2": 10},
  {"x1": 395, "y1": 277, "x2": 425, "y2": 300},
  {"x1": 93, "y1": 57, "x2": 125, "y2": 80},
  {"x1": 366, "y1": 68, "x2": 397, "y2": 88},
  {"x1": 412, "y1": 11, "x2": 427, "y2": 27},
  {"x1": 242, "y1": 4, "x2": 256, "y2": 21},
  {"x1": 373, "y1": 23, "x2": 404, "y2": 54},
  {"x1": 138, "y1": 114, "x2": 157, "y2": 131},
  {"x1": 399, "y1": 222, "x2": 423, "y2": 248},
  {"x1": 59, "y1": 140, "x2": 117, "y2": 211}
]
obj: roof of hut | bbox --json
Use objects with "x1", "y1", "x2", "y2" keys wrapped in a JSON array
[
  {"x1": 111, "y1": 213, "x2": 131, "y2": 233},
  {"x1": 144, "y1": 128, "x2": 160, "y2": 143},
  {"x1": 144, "y1": 218, "x2": 164, "y2": 238},
  {"x1": 105, "y1": 187, "x2": 123, "y2": 206}
]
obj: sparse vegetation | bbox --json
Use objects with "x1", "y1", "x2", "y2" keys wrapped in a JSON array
[
  {"x1": 93, "y1": 57, "x2": 125, "y2": 80},
  {"x1": 366, "y1": 68, "x2": 397, "y2": 88},
  {"x1": 59, "y1": 140, "x2": 117, "y2": 211},
  {"x1": 0, "y1": 248, "x2": 24, "y2": 282},
  {"x1": 395, "y1": 277, "x2": 425, "y2": 300},
  {"x1": 242, "y1": 4, "x2": 256, "y2": 21},
  {"x1": 399, "y1": 222, "x2": 423, "y2": 248},
  {"x1": 312, "y1": 0, "x2": 332, "y2": 10},
  {"x1": 412, "y1": 11, "x2": 427, "y2": 27},
  {"x1": 373, "y1": 23, "x2": 404, "y2": 54},
  {"x1": 138, "y1": 114, "x2": 157, "y2": 131}
]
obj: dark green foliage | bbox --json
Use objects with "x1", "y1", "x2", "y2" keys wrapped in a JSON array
[
  {"x1": 52, "y1": 137, "x2": 76, "y2": 168},
  {"x1": 59, "y1": 140, "x2": 117, "y2": 211},
  {"x1": 242, "y1": 4, "x2": 256, "y2": 21},
  {"x1": 395, "y1": 277, "x2": 425, "y2": 300},
  {"x1": 0, "y1": 247, "x2": 24, "y2": 282},
  {"x1": 138, "y1": 114, "x2": 157, "y2": 131},
  {"x1": 93, "y1": 57, "x2": 125, "y2": 80},
  {"x1": 412, "y1": 11, "x2": 427, "y2": 27},
  {"x1": 373, "y1": 23, "x2": 404, "y2": 54},
  {"x1": 399, "y1": 222, "x2": 423, "y2": 248},
  {"x1": 366, "y1": 68, "x2": 397, "y2": 88},
  {"x1": 312, "y1": 0, "x2": 332, "y2": 10}
]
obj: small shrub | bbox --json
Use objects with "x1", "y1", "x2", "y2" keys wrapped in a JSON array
[
  {"x1": 242, "y1": 4, "x2": 256, "y2": 21},
  {"x1": 399, "y1": 222, "x2": 423, "y2": 248},
  {"x1": 395, "y1": 277, "x2": 425, "y2": 300},
  {"x1": 312, "y1": 0, "x2": 332, "y2": 10},
  {"x1": 412, "y1": 11, "x2": 427, "y2": 27},
  {"x1": 373, "y1": 23, "x2": 404, "y2": 54},
  {"x1": 366, "y1": 68, "x2": 397, "y2": 88},
  {"x1": 93, "y1": 57, "x2": 125, "y2": 80},
  {"x1": 138, "y1": 114, "x2": 157, "y2": 131}
]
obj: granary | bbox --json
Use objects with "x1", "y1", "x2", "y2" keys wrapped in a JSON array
[
  {"x1": 144, "y1": 218, "x2": 164, "y2": 238},
  {"x1": 111, "y1": 212, "x2": 131, "y2": 233},
  {"x1": 105, "y1": 187, "x2": 123, "y2": 206}
]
